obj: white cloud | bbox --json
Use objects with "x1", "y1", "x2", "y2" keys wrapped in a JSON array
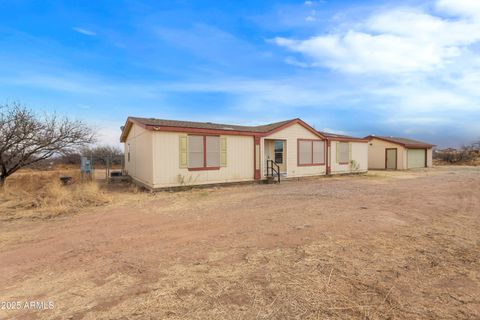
[
  {"x1": 304, "y1": 0, "x2": 324, "y2": 6},
  {"x1": 284, "y1": 56, "x2": 310, "y2": 68},
  {"x1": 274, "y1": 1, "x2": 480, "y2": 75},
  {"x1": 436, "y1": 0, "x2": 480, "y2": 18},
  {"x1": 73, "y1": 27, "x2": 96, "y2": 36},
  {"x1": 96, "y1": 123, "x2": 123, "y2": 148}
]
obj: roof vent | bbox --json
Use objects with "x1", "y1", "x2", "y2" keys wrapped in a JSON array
[{"x1": 222, "y1": 127, "x2": 234, "y2": 130}]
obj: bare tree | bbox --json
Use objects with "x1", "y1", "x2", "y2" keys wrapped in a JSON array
[
  {"x1": 0, "y1": 102, "x2": 95, "y2": 186},
  {"x1": 54, "y1": 145, "x2": 124, "y2": 166},
  {"x1": 81, "y1": 145, "x2": 123, "y2": 159}
]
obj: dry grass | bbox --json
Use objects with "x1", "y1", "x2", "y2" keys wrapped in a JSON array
[
  {"x1": 434, "y1": 159, "x2": 480, "y2": 166},
  {"x1": 1, "y1": 167, "x2": 479, "y2": 319},
  {"x1": 0, "y1": 169, "x2": 113, "y2": 219}
]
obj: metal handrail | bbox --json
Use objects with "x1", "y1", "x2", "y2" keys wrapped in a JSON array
[{"x1": 266, "y1": 160, "x2": 281, "y2": 183}]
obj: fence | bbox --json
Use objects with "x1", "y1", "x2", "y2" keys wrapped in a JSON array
[{"x1": 80, "y1": 155, "x2": 125, "y2": 183}]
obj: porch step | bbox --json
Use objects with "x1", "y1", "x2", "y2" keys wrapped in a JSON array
[{"x1": 266, "y1": 175, "x2": 280, "y2": 184}]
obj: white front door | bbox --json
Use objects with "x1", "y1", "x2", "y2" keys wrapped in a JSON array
[{"x1": 264, "y1": 140, "x2": 286, "y2": 174}]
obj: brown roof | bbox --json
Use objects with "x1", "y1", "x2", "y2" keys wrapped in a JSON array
[
  {"x1": 129, "y1": 117, "x2": 294, "y2": 133},
  {"x1": 366, "y1": 135, "x2": 435, "y2": 148},
  {"x1": 120, "y1": 117, "x2": 326, "y2": 142},
  {"x1": 318, "y1": 131, "x2": 368, "y2": 142}
]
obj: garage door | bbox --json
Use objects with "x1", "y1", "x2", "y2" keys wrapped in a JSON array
[{"x1": 407, "y1": 149, "x2": 426, "y2": 168}]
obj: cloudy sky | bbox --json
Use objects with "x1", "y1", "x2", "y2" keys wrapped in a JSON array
[{"x1": 1, "y1": 0, "x2": 479, "y2": 147}]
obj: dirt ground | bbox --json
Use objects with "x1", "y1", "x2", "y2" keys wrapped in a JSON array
[{"x1": 1, "y1": 167, "x2": 479, "y2": 319}]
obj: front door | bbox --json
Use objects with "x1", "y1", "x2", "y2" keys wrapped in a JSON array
[
  {"x1": 274, "y1": 140, "x2": 286, "y2": 173},
  {"x1": 386, "y1": 148, "x2": 397, "y2": 170}
]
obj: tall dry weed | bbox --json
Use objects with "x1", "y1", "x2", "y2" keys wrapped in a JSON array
[{"x1": 0, "y1": 169, "x2": 112, "y2": 219}]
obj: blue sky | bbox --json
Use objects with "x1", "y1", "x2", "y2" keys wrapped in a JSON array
[{"x1": 1, "y1": 0, "x2": 479, "y2": 147}]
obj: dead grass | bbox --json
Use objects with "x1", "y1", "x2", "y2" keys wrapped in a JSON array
[
  {"x1": 0, "y1": 167, "x2": 479, "y2": 319},
  {"x1": 0, "y1": 169, "x2": 113, "y2": 219}
]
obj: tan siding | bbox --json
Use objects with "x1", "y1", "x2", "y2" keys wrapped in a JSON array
[
  {"x1": 426, "y1": 148, "x2": 433, "y2": 167},
  {"x1": 262, "y1": 123, "x2": 326, "y2": 177},
  {"x1": 330, "y1": 141, "x2": 368, "y2": 174},
  {"x1": 152, "y1": 132, "x2": 254, "y2": 188},
  {"x1": 367, "y1": 138, "x2": 406, "y2": 170},
  {"x1": 124, "y1": 124, "x2": 154, "y2": 186}
]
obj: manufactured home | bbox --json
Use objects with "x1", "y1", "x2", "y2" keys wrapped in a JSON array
[
  {"x1": 365, "y1": 135, "x2": 435, "y2": 170},
  {"x1": 120, "y1": 117, "x2": 368, "y2": 189}
]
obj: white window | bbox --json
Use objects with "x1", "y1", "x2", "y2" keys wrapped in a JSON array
[
  {"x1": 338, "y1": 142, "x2": 349, "y2": 164},
  {"x1": 298, "y1": 140, "x2": 324, "y2": 165},
  {"x1": 188, "y1": 135, "x2": 220, "y2": 169}
]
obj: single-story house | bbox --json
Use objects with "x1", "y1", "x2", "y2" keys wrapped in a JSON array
[
  {"x1": 365, "y1": 135, "x2": 435, "y2": 170},
  {"x1": 120, "y1": 117, "x2": 369, "y2": 189}
]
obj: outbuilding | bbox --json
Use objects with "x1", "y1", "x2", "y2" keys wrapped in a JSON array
[
  {"x1": 365, "y1": 135, "x2": 435, "y2": 170},
  {"x1": 120, "y1": 117, "x2": 369, "y2": 190}
]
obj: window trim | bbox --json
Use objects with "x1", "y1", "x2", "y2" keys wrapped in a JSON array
[
  {"x1": 297, "y1": 139, "x2": 325, "y2": 166},
  {"x1": 338, "y1": 142, "x2": 350, "y2": 165},
  {"x1": 187, "y1": 134, "x2": 221, "y2": 171}
]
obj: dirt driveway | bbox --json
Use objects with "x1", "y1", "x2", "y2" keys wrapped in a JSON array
[{"x1": 1, "y1": 167, "x2": 479, "y2": 319}]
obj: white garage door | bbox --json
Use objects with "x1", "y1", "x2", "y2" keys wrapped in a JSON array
[{"x1": 407, "y1": 149, "x2": 426, "y2": 168}]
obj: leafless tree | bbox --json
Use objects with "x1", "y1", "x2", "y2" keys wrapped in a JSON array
[
  {"x1": 0, "y1": 102, "x2": 95, "y2": 187},
  {"x1": 55, "y1": 145, "x2": 123, "y2": 166}
]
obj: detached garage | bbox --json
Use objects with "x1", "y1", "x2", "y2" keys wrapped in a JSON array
[{"x1": 365, "y1": 136, "x2": 435, "y2": 170}]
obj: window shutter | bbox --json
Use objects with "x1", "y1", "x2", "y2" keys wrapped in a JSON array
[
  {"x1": 179, "y1": 135, "x2": 188, "y2": 168},
  {"x1": 220, "y1": 136, "x2": 227, "y2": 167},
  {"x1": 336, "y1": 142, "x2": 340, "y2": 163},
  {"x1": 348, "y1": 142, "x2": 352, "y2": 162}
]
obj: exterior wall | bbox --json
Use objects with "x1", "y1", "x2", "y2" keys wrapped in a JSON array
[
  {"x1": 426, "y1": 148, "x2": 433, "y2": 167},
  {"x1": 124, "y1": 121, "x2": 372, "y2": 189},
  {"x1": 124, "y1": 124, "x2": 154, "y2": 186},
  {"x1": 261, "y1": 123, "x2": 326, "y2": 178},
  {"x1": 367, "y1": 138, "x2": 406, "y2": 170},
  {"x1": 330, "y1": 141, "x2": 368, "y2": 174},
  {"x1": 151, "y1": 131, "x2": 254, "y2": 188}
]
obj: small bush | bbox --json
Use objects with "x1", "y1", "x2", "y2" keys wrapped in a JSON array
[{"x1": 434, "y1": 142, "x2": 479, "y2": 164}]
